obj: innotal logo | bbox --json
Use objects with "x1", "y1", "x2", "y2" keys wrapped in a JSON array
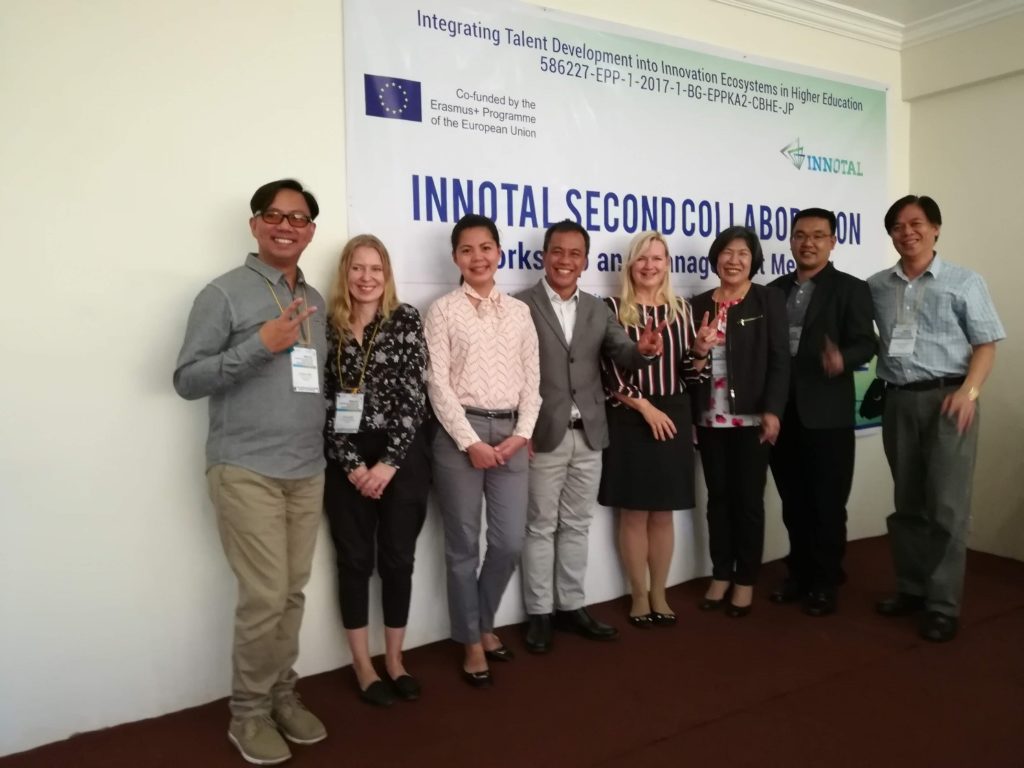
[{"x1": 780, "y1": 138, "x2": 863, "y2": 176}]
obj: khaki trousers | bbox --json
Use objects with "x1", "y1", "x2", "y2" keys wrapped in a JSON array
[{"x1": 207, "y1": 464, "x2": 324, "y2": 717}]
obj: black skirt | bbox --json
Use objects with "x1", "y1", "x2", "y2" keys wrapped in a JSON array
[{"x1": 598, "y1": 392, "x2": 696, "y2": 510}]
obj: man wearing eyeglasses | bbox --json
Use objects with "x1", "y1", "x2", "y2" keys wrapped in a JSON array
[
  {"x1": 174, "y1": 179, "x2": 328, "y2": 765},
  {"x1": 767, "y1": 208, "x2": 876, "y2": 617}
]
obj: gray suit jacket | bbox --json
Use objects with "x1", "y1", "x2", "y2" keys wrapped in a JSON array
[{"x1": 516, "y1": 279, "x2": 649, "y2": 453}]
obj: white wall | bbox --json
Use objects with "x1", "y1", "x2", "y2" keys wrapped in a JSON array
[
  {"x1": 903, "y1": 14, "x2": 1024, "y2": 560},
  {"x1": 0, "y1": 0, "x2": 906, "y2": 756}
]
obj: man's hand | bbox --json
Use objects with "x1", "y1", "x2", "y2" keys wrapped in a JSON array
[
  {"x1": 821, "y1": 335, "x2": 844, "y2": 378},
  {"x1": 353, "y1": 462, "x2": 397, "y2": 499},
  {"x1": 693, "y1": 311, "x2": 720, "y2": 358},
  {"x1": 638, "y1": 401, "x2": 677, "y2": 441},
  {"x1": 494, "y1": 435, "x2": 528, "y2": 465},
  {"x1": 941, "y1": 388, "x2": 977, "y2": 434},
  {"x1": 259, "y1": 298, "x2": 317, "y2": 353},
  {"x1": 760, "y1": 413, "x2": 780, "y2": 445},
  {"x1": 467, "y1": 441, "x2": 499, "y2": 469},
  {"x1": 637, "y1": 316, "x2": 668, "y2": 356}
]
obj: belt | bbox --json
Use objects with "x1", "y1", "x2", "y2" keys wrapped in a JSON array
[
  {"x1": 464, "y1": 406, "x2": 518, "y2": 420},
  {"x1": 887, "y1": 376, "x2": 965, "y2": 392},
  {"x1": 568, "y1": 418, "x2": 584, "y2": 430}
]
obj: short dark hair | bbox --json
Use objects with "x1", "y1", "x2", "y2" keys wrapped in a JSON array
[
  {"x1": 250, "y1": 179, "x2": 319, "y2": 220},
  {"x1": 450, "y1": 214, "x2": 500, "y2": 251},
  {"x1": 543, "y1": 219, "x2": 590, "y2": 255},
  {"x1": 707, "y1": 226, "x2": 764, "y2": 279},
  {"x1": 792, "y1": 207, "x2": 837, "y2": 234},
  {"x1": 884, "y1": 195, "x2": 942, "y2": 234}
]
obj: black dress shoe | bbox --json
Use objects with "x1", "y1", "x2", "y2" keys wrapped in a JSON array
[
  {"x1": 554, "y1": 608, "x2": 619, "y2": 640},
  {"x1": 628, "y1": 613, "x2": 654, "y2": 628},
  {"x1": 650, "y1": 611, "x2": 677, "y2": 627},
  {"x1": 483, "y1": 645, "x2": 514, "y2": 662},
  {"x1": 359, "y1": 679, "x2": 396, "y2": 707},
  {"x1": 802, "y1": 591, "x2": 837, "y2": 617},
  {"x1": 461, "y1": 668, "x2": 492, "y2": 687},
  {"x1": 383, "y1": 671, "x2": 421, "y2": 701},
  {"x1": 769, "y1": 580, "x2": 805, "y2": 604},
  {"x1": 876, "y1": 593, "x2": 926, "y2": 617},
  {"x1": 725, "y1": 602, "x2": 752, "y2": 618},
  {"x1": 525, "y1": 614, "x2": 553, "y2": 654},
  {"x1": 920, "y1": 611, "x2": 958, "y2": 642}
]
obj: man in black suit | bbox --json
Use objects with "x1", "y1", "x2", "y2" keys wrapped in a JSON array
[
  {"x1": 516, "y1": 220, "x2": 661, "y2": 652},
  {"x1": 768, "y1": 208, "x2": 876, "y2": 616}
]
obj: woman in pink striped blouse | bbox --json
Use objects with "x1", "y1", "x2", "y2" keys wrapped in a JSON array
[{"x1": 424, "y1": 214, "x2": 541, "y2": 687}]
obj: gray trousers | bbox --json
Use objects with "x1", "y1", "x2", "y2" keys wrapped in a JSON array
[
  {"x1": 433, "y1": 413, "x2": 528, "y2": 644},
  {"x1": 882, "y1": 387, "x2": 979, "y2": 617},
  {"x1": 522, "y1": 427, "x2": 602, "y2": 614}
]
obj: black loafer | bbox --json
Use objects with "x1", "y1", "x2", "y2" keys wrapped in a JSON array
[
  {"x1": 483, "y1": 645, "x2": 514, "y2": 662},
  {"x1": 461, "y1": 668, "x2": 492, "y2": 688},
  {"x1": 803, "y1": 591, "x2": 837, "y2": 617},
  {"x1": 525, "y1": 614, "x2": 553, "y2": 654},
  {"x1": 383, "y1": 671, "x2": 421, "y2": 701},
  {"x1": 920, "y1": 611, "x2": 958, "y2": 643},
  {"x1": 876, "y1": 593, "x2": 925, "y2": 617},
  {"x1": 628, "y1": 614, "x2": 654, "y2": 628},
  {"x1": 554, "y1": 608, "x2": 619, "y2": 640},
  {"x1": 650, "y1": 611, "x2": 677, "y2": 627},
  {"x1": 769, "y1": 580, "x2": 805, "y2": 604},
  {"x1": 359, "y1": 679, "x2": 396, "y2": 707}
]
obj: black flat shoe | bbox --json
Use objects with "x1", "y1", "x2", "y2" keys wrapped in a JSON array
[
  {"x1": 483, "y1": 645, "x2": 514, "y2": 662},
  {"x1": 461, "y1": 668, "x2": 492, "y2": 688},
  {"x1": 359, "y1": 679, "x2": 396, "y2": 707},
  {"x1": 554, "y1": 608, "x2": 619, "y2": 640},
  {"x1": 698, "y1": 597, "x2": 725, "y2": 611},
  {"x1": 628, "y1": 614, "x2": 654, "y2": 628},
  {"x1": 383, "y1": 671, "x2": 421, "y2": 701},
  {"x1": 920, "y1": 611, "x2": 958, "y2": 643},
  {"x1": 725, "y1": 602, "x2": 752, "y2": 618},
  {"x1": 803, "y1": 591, "x2": 837, "y2": 617},
  {"x1": 650, "y1": 611, "x2": 677, "y2": 627}
]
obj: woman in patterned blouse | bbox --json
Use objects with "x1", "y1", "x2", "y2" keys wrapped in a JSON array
[
  {"x1": 689, "y1": 226, "x2": 789, "y2": 617},
  {"x1": 424, "y1": 214, "x2": 541, "y2": 688},
  {"x1": 323, "y1": 234, "x2": 431, "y2": 706}
]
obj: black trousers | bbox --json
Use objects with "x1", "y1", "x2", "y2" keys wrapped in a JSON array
[
  {"x1": 770, "y1": 402, "x2": 854, "y2": 592},
  {"x1": 324, "y1": 425, "x2": 431, "y2": 629},
  {"x1": 697, "y1": 426, "x2": 770, "y2": 585}
]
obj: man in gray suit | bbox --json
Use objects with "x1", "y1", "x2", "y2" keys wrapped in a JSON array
[{"x1": 517, "y1": 220, "x2": 662, "y2": 653}]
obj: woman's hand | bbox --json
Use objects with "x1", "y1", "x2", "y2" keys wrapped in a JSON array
[
  {"x1": 467, "y1": 441, "x2": 499, "y2": 469},
  {"x1": 759, "y1": 413, "x2": 780, "y2": 445},
  {"x1": 494, "y1": 435, "x2": 527, "y2": 464},
  {"x1": 347, "y1": 464, "x2": 369, "y2": 489},
  {"x1": 353, "y1": 462, "x2": 397, "y2": 499},
  {"x1": 638, "y1": 401, "x2": 677, "y2": 441},
  {"x1": 636, "y1": 316, "x2": 668, "y2": 356},
  {"x1": 693, "y1": 311, "x2": 720, "y2": 358}
]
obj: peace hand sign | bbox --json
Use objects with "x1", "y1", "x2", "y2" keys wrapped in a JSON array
[
  {"x1": 259, "y1": 298, "x2": 317, "y2": 353},
  {"x1": 637, "y1": 316, "x2": 668, "y2": 356}
]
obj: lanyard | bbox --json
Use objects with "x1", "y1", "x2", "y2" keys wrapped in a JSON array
[
  {"x1": 262, "y1": 278, "x2": 311, "y2": 346},
  {"x1": 337, "y1": 319, "x2": 383, "y2": 393}
]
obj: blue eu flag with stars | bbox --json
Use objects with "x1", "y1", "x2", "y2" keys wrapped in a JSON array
[{"x1": 364, "y1": 75, "x2": 422, "y2": 122}]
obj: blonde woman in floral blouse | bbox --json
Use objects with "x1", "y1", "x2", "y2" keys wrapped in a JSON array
[
  {"x1": 425, "y1": 214, "x2": 541, "y2": 688},
  {"x1": 323, "y1": 234, "x2": 431, "y2": 707}
]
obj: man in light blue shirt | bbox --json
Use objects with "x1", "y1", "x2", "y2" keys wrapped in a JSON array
[{"x1": 868, "y1": 195, "x2": 1004, "y2": 643}]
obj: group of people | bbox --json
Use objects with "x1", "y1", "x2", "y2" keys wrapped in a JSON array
[{"x1": 174, "y1": 179, "x2": 1003, "y2": 766}]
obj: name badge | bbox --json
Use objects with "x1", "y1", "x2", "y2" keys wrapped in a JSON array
[
  {"x1": 888, "y1": 323, "x2": 917, "y2": 357},
  {"x1": 789, "y1": 325, "x2": 802, "y2": 356},
  {"x1": 290, "y1": 347, "x2": 320, "y2": 393},
  {"x1": 334, "y1": 392, "x2": 365, "y2": 433}
]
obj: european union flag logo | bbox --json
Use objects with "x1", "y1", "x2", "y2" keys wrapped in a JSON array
[{"x1": 364, "y1": 75, "x2": 422, "y2": 122}]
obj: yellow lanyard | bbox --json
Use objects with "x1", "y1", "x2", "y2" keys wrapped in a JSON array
[
  {"x1": 263, "y1": 278, "x2": 310, "y2": 346},
  {"x1": 337, "y1": 319, "x2": 383, "y2": 393}
]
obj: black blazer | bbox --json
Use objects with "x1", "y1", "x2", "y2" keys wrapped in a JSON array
[
  {"x1": 769, "y1": 262, "x2": 876, "y2": 429},
  {"x1": 690, "y1": 283, "x2": 789, "y2": 419}
]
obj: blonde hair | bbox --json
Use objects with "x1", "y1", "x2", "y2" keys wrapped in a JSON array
[
  {"x1": 616, "y1": 231, "x2": 686, "y2": 328},
  {"x1": 328, "y1": 234, "x2": 400, "y2": 338}
]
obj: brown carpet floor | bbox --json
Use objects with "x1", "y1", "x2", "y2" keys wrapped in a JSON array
[{"x1": 5, "y1": 536, "x2": 1024, "y2": 768}]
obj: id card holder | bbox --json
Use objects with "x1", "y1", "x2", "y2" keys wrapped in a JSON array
[
  {"x1": 789, "y1": 325, "x2": 802, "y2": 356},
  {"x1": 888, "y1": 323, "x2": 917, "y2": 357},
  {"x1": 291, "y1": 347, "x2": 320, "y2": 393},
  {"x1": 334, "y1": 392, "x2": 365, "y2": 433}
]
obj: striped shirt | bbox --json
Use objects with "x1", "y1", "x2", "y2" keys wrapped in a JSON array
[
  {"x1": 868, "y1": 255, "x2": 1005, "y2": 385},
  {"x1": 601, "y1": 297, "x2": 705, "y2": 400},
  {"x1": 424, "y1": 284, "x2": 541, "y2": 451}
]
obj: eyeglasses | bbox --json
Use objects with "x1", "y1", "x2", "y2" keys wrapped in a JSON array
[
  {"x1": 791, "y1": 232, "x2": 832, "y2": 243},
  {"x1": 256, "y1": 209, "x2": 313, "y2": 228}
]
